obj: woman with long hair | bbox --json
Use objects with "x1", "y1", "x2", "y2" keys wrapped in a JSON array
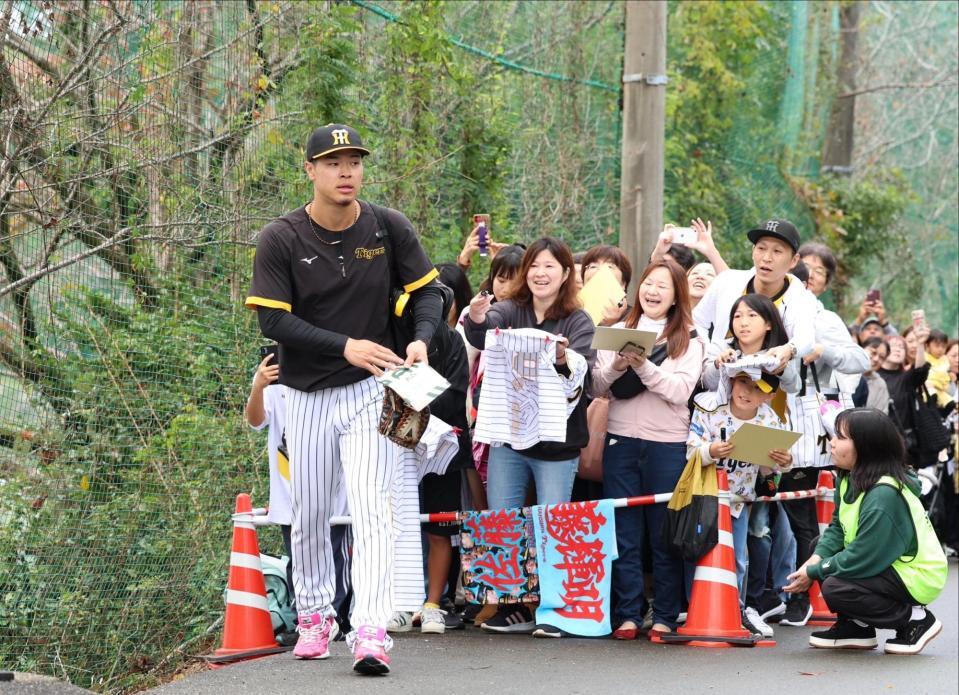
[
  {"x1": 785, "y1": 408, "x2": 947, "y2": 655},
  {"x1": 463, "y1": 237, "x2": 596, "y2": 636},
  {"x1": 702, "y1": 293, "x2": 799, "y2": 393},
  {"x1": 591, "y1": 259, "x2": 706, "y2": 640}
]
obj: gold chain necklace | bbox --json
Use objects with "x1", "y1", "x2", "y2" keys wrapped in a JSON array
[
  {"x1": 305, "y1": 201, "x2": 358, "y2": 246},
  {"x1": 305, "y1": 201, "x2": 358, "y2": 278}
]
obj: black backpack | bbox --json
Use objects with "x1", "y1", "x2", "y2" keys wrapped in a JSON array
[{"x1": 368, "y1": 202, "x2": 453, "y2": 349}]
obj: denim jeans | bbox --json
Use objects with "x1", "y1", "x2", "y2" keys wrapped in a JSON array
[
  {"x1": 746, "y1": 501, "x2": 797, "y2": 606},
  {"x1": 746, "y1": 502, "x2": 770, "y2": 607},
  {"x1": 603, "y1": 434, "x2": 690, "y2": 629},
  {"x1": 770, "y1": 502, "x2": 797, "y2": 602},
  {"x1": 486, "y1": 446, "x2": 578, "y2": 509},
  {"x1": 730, "y1": 507, "x2": 750, "y2": 607}
]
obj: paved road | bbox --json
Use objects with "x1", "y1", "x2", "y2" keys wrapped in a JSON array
[
  {"x1": 148, "y1": 563, "x2": 958, "y2": 695},
  {"x1": 0, "y1": 672, "x2": 91, "y2": 694}
]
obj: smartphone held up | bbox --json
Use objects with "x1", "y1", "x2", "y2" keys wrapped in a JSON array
[
  {"x1": 473, "y1": 214, "x2": 490, "y2": 257},
  {"x1": 670, "y1": 227, "x2": 697, "y2": 245},
  {"x1": 260, "y1": 344, "x2": 278, "y2": 363}
]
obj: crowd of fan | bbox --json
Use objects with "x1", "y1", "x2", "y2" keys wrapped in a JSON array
[{"x1": 250, "y1": 217, "x2": 957, "y2": 649}]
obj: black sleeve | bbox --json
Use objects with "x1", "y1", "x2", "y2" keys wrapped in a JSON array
[
  {"x1": 852, "y1": 376, "x2": 868, "y2": 408},
  {"x1": 462, "y1": 300, "x2": 515, "y2": 350},
  {"x1": 907, "y1": 363, "x2": 931, "y2": 390},
  {"x1": 246, "y1": 221, "x2": 294, "y2": 312},
  {"x1": 385, "y1": 208, "x2": 439, "y2": 293},
  {"x1": 428, "y1": 327, "x2": 469, "y2": 430},
  {"x1": 409, "y1": 283, "x2": 443, "y2": 345},
  {"x1": 563, "y1": 310, "x2": 597, "y2": 368},
  {"x1": 258, "y1": 307, "x2": 348, "y2": 356}
]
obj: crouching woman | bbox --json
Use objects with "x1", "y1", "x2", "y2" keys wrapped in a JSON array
[{"x1": 785, "y1": 408, "x2": 948, "y2": 655}]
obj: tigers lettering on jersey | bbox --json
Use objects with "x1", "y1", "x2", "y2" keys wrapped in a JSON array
[{"x1": 246, "y1": 202, "x2": 437, "y2": 392}]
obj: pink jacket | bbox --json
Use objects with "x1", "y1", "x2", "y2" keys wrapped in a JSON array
[{"x1": 591, "y1": 335, "x2": 706, "y2": 443}]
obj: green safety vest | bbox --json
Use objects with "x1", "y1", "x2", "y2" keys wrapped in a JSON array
[{"x1": 838, "y1": 475, "x2": 947, "y2": 605}]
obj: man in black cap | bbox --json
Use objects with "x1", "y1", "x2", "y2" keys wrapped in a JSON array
[
  {"x1": 246, "y1": 123, "x2": 443, "y2": 674},
  {"x1": 693, "y1": 219, "x2": 816, "y2": 370}
]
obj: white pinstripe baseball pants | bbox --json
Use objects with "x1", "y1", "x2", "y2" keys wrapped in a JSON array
[{"x1": 286, "y1": 377, "x2": 397, "y2": 628}]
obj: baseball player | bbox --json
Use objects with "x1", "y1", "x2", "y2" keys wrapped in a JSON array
[{"x1": 246, "y1": 123, "x2": 443, "y2": 674}]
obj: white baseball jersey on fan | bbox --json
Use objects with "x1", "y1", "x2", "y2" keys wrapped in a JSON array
[
  {"x1": 687, "y1": 391, "x2": 788, "y2": 518},
  {"x1": 248, "y1": 383, "x2": 293, "y2": 525},
  {"x1": 473, "y1": 328, "x2": 588, "y2": 450},
  {"x1": 692, "y1": 268, "x2": 817, "y2": 358},
  {"x1": 391, "y1": 415, "x2": 460, "y2": 611}
]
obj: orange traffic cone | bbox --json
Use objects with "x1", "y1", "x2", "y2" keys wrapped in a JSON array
[
  {"x1": 661, "y1": 470, "x2": 759, "y2": 648},
  {"x1": 808, "y1": 470, "x2": 837, "y2": 626},
  {"x1": 206, "y1": 494, "x2": 287, "y2": 666}
]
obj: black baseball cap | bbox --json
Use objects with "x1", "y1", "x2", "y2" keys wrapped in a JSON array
[
  {"x1": 305, "y1": 124, "x2": 370, "y2": 161},
  {"x1": 747, "y1": 219, "x2": 800, "y2": 253}
]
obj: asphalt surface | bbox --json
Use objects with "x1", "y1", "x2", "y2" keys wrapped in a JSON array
[
  {"x1": 0, "y1": 673, "x2": 91, "y2": 694},
  {"x1": 146, "y1": 563, "x2": 959, "y2": 695}
]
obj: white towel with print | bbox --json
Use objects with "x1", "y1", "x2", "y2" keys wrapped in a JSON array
[{"x1": 473, "y1": 327, "x2": 587, "y2": 450}]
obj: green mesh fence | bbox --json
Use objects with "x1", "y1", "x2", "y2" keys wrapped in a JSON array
[{"x1": 0, "y1": 1, "x2": 955, "y2": 692}]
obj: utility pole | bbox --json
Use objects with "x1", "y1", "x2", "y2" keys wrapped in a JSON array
[{"x1": 619, "y1": 0, "x2": 666, "y2": 293}]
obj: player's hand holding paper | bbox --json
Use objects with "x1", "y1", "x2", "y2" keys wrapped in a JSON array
[{"x1": 379, "y1": 363, "x2": 450, "y2": 412}]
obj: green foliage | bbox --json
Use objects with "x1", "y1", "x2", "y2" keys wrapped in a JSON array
[
  {"x1": 0, "y1": 281, "x2": 265, "y2": 691},
  {"x1": 664, "y1": 0, "x2": 779, "y2": 249},
  {"x1": 789, "y1": 170, "x2": 917, "y2": 316}
]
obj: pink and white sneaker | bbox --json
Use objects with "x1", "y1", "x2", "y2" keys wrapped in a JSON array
[
  {"x1": 347, "y1": 625, "x2": 393, "y2": 675},
  {"x1": 293, "y1": 612, "x2": 338, "y2": 660}
]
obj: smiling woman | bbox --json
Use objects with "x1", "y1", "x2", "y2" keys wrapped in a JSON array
[
  {"x1": 590, "y1": 259, "x2": 706, "y2": 639},
  {"x1": 503, "y1": 237, "x2": 582, "y2": 323},
  {"x1": 462, "y1": 237, "x2": 597, "y2": 637}
]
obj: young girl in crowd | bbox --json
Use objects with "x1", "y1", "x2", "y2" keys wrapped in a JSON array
[
  {"x1": 703, "y1": 293, "x2": 800, "y2": 394},
  {"x1": 460, "y1": 245, "x2": 525, "y2": 409},
  {"x1": 591, "y1": 259, "x2": 705, "y2": 640},
  {"x1": 787, "y1": 409, "x2": 946, "y2": 655},
  {"x1": 687, "y1": 370, "x2": 794, "y2": 634},
  {"x1": 464, "y1": 237, "x2": 596, "y2": 636},
  {"x1": 701, "y1": 294, "x2": 800, "y2": 635}
]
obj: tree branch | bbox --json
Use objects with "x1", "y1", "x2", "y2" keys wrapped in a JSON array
[
  {"x1": 1, "y1": 25, "x2": 62, "y2": 79},
  {"x1": 839, "y1": 72, "x2": 958, "y2": 98}
]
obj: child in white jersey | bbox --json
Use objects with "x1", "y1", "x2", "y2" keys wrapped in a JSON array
[
  {"x1": 687, "y1": 369, "x2": 793, "y2": 634},
  {"x1": 245, "y1": 352, "x2": 293, "y2": 556}
]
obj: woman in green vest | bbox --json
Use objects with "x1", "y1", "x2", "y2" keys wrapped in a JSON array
[{"x1": 784, "y1": 408, "x2": 948, "y2": 654}]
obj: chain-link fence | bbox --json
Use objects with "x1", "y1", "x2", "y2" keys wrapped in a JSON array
[{"x1": 0, "y1": 1, "x2": 955, "y2": 692}]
